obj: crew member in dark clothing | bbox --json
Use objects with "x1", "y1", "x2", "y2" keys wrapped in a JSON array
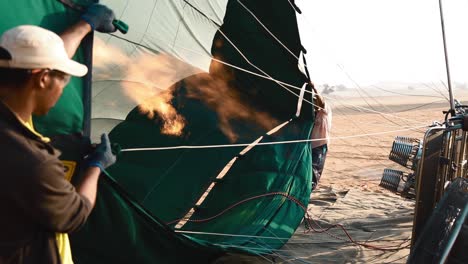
[{"x1": 0, "y1": 4, "x2": 118, "y2": 264}]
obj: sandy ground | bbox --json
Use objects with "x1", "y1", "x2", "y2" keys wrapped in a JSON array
[{"x1": 215, "y1": 94, "x2": 467, "y2": 263}]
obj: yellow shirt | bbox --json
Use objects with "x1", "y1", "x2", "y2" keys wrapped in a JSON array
[{"x1": 23, "y1": 117, "x2": 74, "y2": 264}]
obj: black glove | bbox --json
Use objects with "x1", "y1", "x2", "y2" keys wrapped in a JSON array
[
  {"x1": 86, "y1": 133, "x2": 117, "y2": 171},
  {"x1": 81, "y1": 3, "x2": 117, "y2": 33}
]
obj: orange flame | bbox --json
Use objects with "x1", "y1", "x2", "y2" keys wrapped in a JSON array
[
  {"x1": 93, "y1": 38, "x2": 277, "y2": 140},
  {"x1": 184, "y1": 59, "x2": 279, "y2": 141},
  {"x1": 93, "y1": 37, "x2": 200, "y2": 136}
]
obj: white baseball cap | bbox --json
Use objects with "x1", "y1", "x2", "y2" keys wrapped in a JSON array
[{"x1": 0, "y1": 25, "x2": 88, "y2": 77}]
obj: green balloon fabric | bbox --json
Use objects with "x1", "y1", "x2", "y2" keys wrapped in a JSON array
[{"x1": 0, "y1": 0, "x2": 315, "y2": 262}]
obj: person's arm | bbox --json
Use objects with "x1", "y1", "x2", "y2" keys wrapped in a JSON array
[
  {"x1": 60, "y1": 20, "x2": 92, "y2": 58},
  {"x1": 75, "y1": 166, "x2": 101, "y2": 207},
  {"x1": 13, "y1": 158, "x2": 93, "y2": 233},
  {"x1": 315, "y1": 94, "x2": 325, "y2": 110},
  {"x1": 15, "y1": 134, "x2": 116, "y2": 233},
  {"x1": 60, "y1": 3, "x2": 117, "y2": 58},
  {"x1": 312, "y1": 85, "x2": 325, "y2": 111},
  {"x1": 80, "y1": 133, "x2": 117, "y2": 207}
]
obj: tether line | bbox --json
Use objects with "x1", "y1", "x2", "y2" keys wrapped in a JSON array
[{"x1": 120, "y1": 124, "x2": 429, "y2": 152}]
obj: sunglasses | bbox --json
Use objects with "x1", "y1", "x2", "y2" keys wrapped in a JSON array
[{"x1": 30, "y1": 68, "x2": 71, "y2": 83}]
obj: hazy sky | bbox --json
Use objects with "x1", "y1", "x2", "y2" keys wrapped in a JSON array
[{"x1": 297, "y1": 0, "x2": 468, "y2": 87}]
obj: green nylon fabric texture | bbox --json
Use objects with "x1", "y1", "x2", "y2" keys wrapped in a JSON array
[
  {"x1": 211, "y1": 0, "x2": 311, "y2": 120},
  {"x1": 0, "y1": 0, "x2": 86, "y2": 135},
  {"x1": 71, "y1": 172, "x2": 223, "y2": 264},
  {"x1": 72, "y1": 0, "x2": 314, "y2": 262}
]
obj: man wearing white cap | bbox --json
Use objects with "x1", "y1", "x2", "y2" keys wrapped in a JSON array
[{"x1": 0, "y1": 4, "x2": 117, "y2": 264}]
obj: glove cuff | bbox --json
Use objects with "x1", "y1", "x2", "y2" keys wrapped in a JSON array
[
  {"x1": 87, "y1": 161, "x2": 104, "y2": 171},
  {"x1": 81, "y1": 16, "x2": 96, "y2": 30}
]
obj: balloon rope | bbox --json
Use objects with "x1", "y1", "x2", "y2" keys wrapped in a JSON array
[
  {"x1": 108, "y1": 33, "x2": 433, "y2": 126},
  {"x1": 174, "y1": 120, "x2": 293, "y2": 229},
  {"x1": 236, "y1": 0, "x2": 300, "y2": 61},
  {"x1": 120, "y1": 124, "x2": 429, "y2": 152},
  {"x1": 169, "y1": 190, "x2": 410, "y2": 252}
]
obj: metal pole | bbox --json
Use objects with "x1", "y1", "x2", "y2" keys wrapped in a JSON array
[
  {"x1": 82, "y1": 32, "x2": 93, "y2": 138},
  {"x1": 438, "y1": 0, "x2": 455, "y2": 116}
]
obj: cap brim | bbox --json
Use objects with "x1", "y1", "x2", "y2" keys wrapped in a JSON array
[{"x1": 55, "y1": 59, "x2": 88, "y2": 77}]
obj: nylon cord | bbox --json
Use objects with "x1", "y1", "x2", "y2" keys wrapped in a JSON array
[
  {"x1": 174, "y1": 190, "x2": 410, "y2": 252},
  {"x1": 120, "y1": 124, "x2": 429, "y2": 152},
  {"x1": 88, "y1": 1, "x2": 419, "y2": 260},
  {"x1": 106, "y1": 0, "x2": 448, "y2": 129},
  {"x1": 176, "y1": 230, "x2": 411, "y2": 244},
  {"x1": 324, "y1": 95, "x2": 429, "y2": 125},
  {"x1": 237, "y1": 0, "x2": 300, "y2": 61},
  {"x1": 107, "y1": 32, "x2": 434, "y2": 127},
  {"x1": 260, "y1": 227, "x2": 311, "y2": 264}
]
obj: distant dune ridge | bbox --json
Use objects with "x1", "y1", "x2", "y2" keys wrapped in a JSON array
[{"x1": 318, "y1": 81, "x2": 468, "y2": 99}]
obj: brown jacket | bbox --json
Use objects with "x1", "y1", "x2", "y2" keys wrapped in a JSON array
[{"x1": 0, "y1": 102, "x2": 92, "y2": 264}]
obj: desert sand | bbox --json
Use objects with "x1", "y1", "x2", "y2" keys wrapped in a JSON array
[{"x1": 215, "y1": 93, "x2": 467, "y2": 263}]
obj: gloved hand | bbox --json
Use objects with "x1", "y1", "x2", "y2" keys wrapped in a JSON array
[
  {"x1": 81, "y1": 3, "x2": 117, "y2": 33},
  {"x1": 86, "y1": 133, "x2": 117, "y2": 171}
]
